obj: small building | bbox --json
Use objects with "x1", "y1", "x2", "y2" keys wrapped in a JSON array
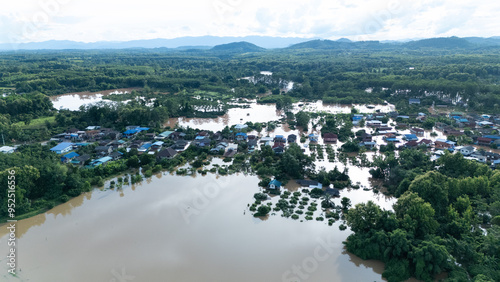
[
  {"x1": 157, "y1": 147, "x2": 177, "y2": 160},
  {"x1": 156, "y1": 131, "x2": 174, "y2": 140},
  {"x1": 170, "y1": 131, "x2": 187, "y2": 140},
  {"x1": 126, "y1": 125, "x2": 140, "y2": 131},
  {"x1": 95, "y1": 146, "x2": 113, "y2": 155},
  {"x1": 273, "y1": 146, "x2": 285, "y2": 154},
  {"x1": 71, "y1": 154, "x2": 90, "y2": 166},
  {"x1": 470, "y1": 152, "x2": 487, "y2": 163},
  {"x1": 323, "y1": 133, "x2": 338, "y2": 143},
  {"x1": 274, "y1": 135, "x2": 286, "y2": 143},
  {"x1": 404, "y1": 140, "x2": 419, "y2": 148},
  {"x1": 352, "y1": 114, "x2": 363, "y2": 121},
  {"x1": 366, "y1": 120, "x2": 382, "y2": 127},
  {"x1": 268, "y1": 179, "x2": 282, "y2": 190},
  {"x1": 235, "y1": 132, "x2": 248, "y2": 141},
  {"x1": 287, "y1": 134, "x2": 297, "y2": 143},
  {"x1": 308, "y1": 134, "x2": 318, "y2": 142},
  {"x1": 409, "y1": 98, "x2": 420, "y2": 105},
  {"x1": 418, "y1": 139, "x2": 433, "y2": 147},
  {"x1": 194, "y1": 137, "x2": 211, "y2": 147},
  {"x1": 477, "y1": 121, "x2": 494, "y2": 127},
  {"x1": 152, "y1": 141, "x2": 164, "y2": 149},
  {"x1": 403, "y1": 134, "x2": 418, "y2": 141},
  {"x1": 0, "y1": 146, "x2": 16, "y2": 154},
  {"x1": 234, "y1": 124, "x2": 248, "y2": 131},
  {"x1": 385, "y1": 138, "x2": 400, "y2": 143},
  {"x1": 61, "y1": 152, "x2": 79, "y2": 163},
  {"x1": 410, "y1": 127, "x2": 425, "y2": 136},
  {"x1": 325, "y1": 187, "x2": 340, "y2": 197},
  {"x1": 110, "y1": 151, "x2": 123, "y2": 161},
  {"x1": 109, "y1": 140, "x2": 126, "y2": 149},
  {"x1": 138, "y1": 143, "x2": 152, "y2": 153},
  {"x1": 50, "y1": 142, "x2": 74, "y2": 154},
  {"x1": 477, "y1": 137, "x2": 493, "y2": 146},
  {"x1": 90, "y1": 156, "x2": 113, "y2": 167},
  {"x1": 483, "y1": 135, "x2": 500, "y2": 140},
  {"x1": 296, "y1": 180, "x2": 322, "y2": 189},
  {"x1": 459, "y1": 146, "x2": 475, "y2": 156},
  {"x1": 172, "y1": 140, "x2": 189, "y2": 150},
  {"x1": 361, "y1": 133, "x2": 372, "y2": 142},
  {"x1": 260, "y1": 137, "x2": 274, "y2": 143},
  {"x1": 435, "y1": 140, "x2": 454, "y2": 149},
  {"x1": 223, "y1": 148, "x2": 237, "y2": 158},
  {"x1": 359, "y1": 142, "x2": 377, "y2": 149},
  {"x1": 123, "y1": 129, "x2": 140, "y2": 137}
]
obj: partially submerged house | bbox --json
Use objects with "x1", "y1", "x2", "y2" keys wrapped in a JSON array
[
  {"x1": 323, "y1": 133, "x2": 338, "y2": 143},
  {"x1": 268, "y1": 179, "x2": 282, "y2": 190}
]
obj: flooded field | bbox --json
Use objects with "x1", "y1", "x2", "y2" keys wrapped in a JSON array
[
  {"x1": 0, "y1": 173, "x2": 395, "y2": 282},
  {"x1": 49, "y1": 88, "x2": 141, "y2": 111}
]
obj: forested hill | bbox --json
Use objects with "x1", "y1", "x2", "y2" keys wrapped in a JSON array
[
  {"x1": 403, "y1": 37, "x2": 474, "y2": 49},
  {"x1": 210, "y1": 41, "x2": 266, "y2": 53}
]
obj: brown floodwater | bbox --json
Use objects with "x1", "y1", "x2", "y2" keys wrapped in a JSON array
[
  {"x1": 0, "y1": 172, "x2": 397, "y2": 282},
  {"x1": 50, "y1": 88, "x2": 141, "y2": 111},
  {"x1": 165, "y1": 103, "x2": 285, "y2": 132}
]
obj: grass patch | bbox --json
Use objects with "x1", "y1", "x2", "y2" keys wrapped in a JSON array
[{"x1": 13, "y1": 116, "x2": 56, "y2": 129}]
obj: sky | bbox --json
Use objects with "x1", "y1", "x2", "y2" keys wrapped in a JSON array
[{"x1": 0, "y1": 0, "x2": 499, "y2": 44}]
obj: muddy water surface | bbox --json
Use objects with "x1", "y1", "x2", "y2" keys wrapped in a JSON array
[
  {"x1": 50, "y1": 88, "x2": 141, "y2": 111},
  {"x1": 0, "y1": 173, "x2": 395, "y2": 282}
]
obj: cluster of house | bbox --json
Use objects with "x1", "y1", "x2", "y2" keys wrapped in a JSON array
[
  {"x1": 432, "y1": 144, "x2": 500, "y2": 167},
  {"x1": 43, "y1": 123, "x2": 337, "y2": 168},
  {"x1": 266, "y1": 179, "x2": 340, "y2": 197}
]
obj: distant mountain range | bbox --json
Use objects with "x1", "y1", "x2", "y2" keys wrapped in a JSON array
[
  {"x1": 0, "y1": 36, "x2": 316, "y2": 51},
  {"x1": 1, "y1": 36, "x2": 499, "y2": 52}
]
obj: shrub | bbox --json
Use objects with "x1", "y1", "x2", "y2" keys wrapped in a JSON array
[
  {"x1": 254, "y1": 205, "x2": 271, "y2": 217},
  {"x1": 254, "y1": 193, "x2": 268, "y2": 201}
]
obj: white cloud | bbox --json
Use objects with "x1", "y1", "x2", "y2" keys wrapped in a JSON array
[{"x1": 0, "y1": 0, "x2": 498, "y2": 43}]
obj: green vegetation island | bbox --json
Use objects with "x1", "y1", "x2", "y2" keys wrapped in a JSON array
[{"x1": 1, "y1": 37, "x2": 500, "y2": 281}]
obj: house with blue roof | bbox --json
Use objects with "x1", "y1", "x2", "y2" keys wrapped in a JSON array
[
  {"x1": 61, "y1": 152, "x2": 79, "y2": 163},
  {"x1": 353, "y1": 114, "x2": 363, "y2": 121},
  {"x1": 235, "y1": 132, "x2": 248, "y2": 141},
  {"x1": 123, "y1": 129, "x2": 140, "y2": 136},
  {"x1": 403, "y1": 134, "x2": 418, "y2": 141},
  {"x1": 484, "y1": 135, "x2": 500, "y2": 140},
  {"x1": 50, "y1": 142, "x2": 74, "y2": 154},
  {"x1": 90, "y1": 156, "x2": 113, "y2": 167},
  {"x1": 268, "y1": 179, "x2": 282, "y2": 190},
  {"x1": 308, "y1": 134, "x2": 318, "y2": 142},
  {"x1": 273, "y1": 135, "x2": 286, "y2": 143},
  {"x1": 138, "y1": 143, "x2": 152, "y2": 153}
]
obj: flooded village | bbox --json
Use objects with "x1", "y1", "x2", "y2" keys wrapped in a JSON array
[{"x1": 1, "y1": 89, "x2": 500, "y2": 281}]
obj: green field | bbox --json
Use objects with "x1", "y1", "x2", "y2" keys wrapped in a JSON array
[{"x1": 13, "y1": 116, "x2": 56, "y2": 129}]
